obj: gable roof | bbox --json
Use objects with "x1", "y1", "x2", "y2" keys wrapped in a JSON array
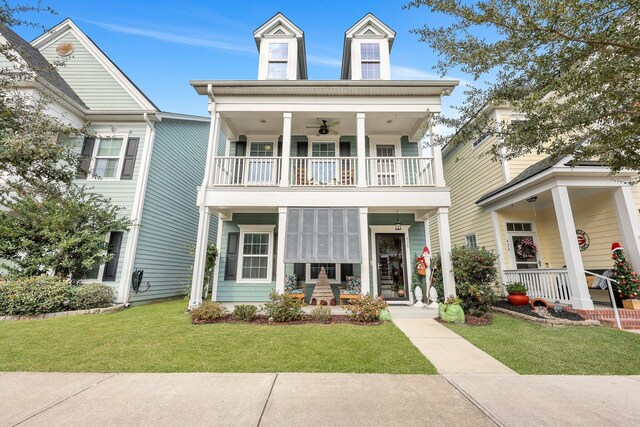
[
  {"x1": 0, "y1": 23, "x2": 87, "y2": 109},
  {"x1": 253, "y1": 12, "x2": 307, "y2": 80},
  {"x1": 341, "y1": 13, "x2": 396, "y2": 80},
  {"x1": 31, "y1": 18, "x2": 158, "y2": 112}
]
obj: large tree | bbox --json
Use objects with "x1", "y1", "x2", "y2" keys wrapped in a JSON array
[
  {"x1": 0, "y1": 2, "x2": 130, "y2": 281},
  {"x1": 407, "y1": 0, "x2": 640, "y2": 173}
]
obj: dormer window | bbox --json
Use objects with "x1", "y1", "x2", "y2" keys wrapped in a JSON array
[
  {"x1": 267, "y1": 43, "x2": 289, "y2": 79},
  {"x1": 360, "y1": 43, "x2": 381, "y2": 80}
]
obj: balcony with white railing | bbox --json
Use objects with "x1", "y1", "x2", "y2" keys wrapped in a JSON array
[
  {"x1": 504, "y1": 269, "x2": 573, "y2": 304},
  {"x1": 289, "y1": 157, "x2": 357, "y2": 186},
  {"x1": 366, "y1": 157, "x2": 434, "y2": 187},
  {"x1": 213, "y1": 156, "x2": 282, "y2": 186}
]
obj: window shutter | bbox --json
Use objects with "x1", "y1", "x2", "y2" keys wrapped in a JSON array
[
  {"x1": 102, "y1": 231, "x2": 124, "y2": 282},
  {"x1": 76, "y1": 137, "x2": 95, "y2": 179},
  {"x1": 277, "y1": 140, "x2": 283, "y2": 158},
  {"x1": 341, "y1": 264, "x2": 353, "y2": 281},
  {"x1": 297, "y1": 141, "x2": 308, "y2": 156},
  {"x1": 294, "y1": 263, "x2": 306, "y2": 282},
  {"x1": 235, "y1": 140, "x2": 246, "y2": 156},
  {"x1": 224, "y1": 232, "x2": 240, "y2": 280},
  {"x1": 120, "y1": 137, "x2": 140, "y2": 180},
  {"x1": 339, "y1": 140, "x2": 350, "y2": 157},
  {"x1": 272, "y1": 232, "x2": 278, "y2": 281}
]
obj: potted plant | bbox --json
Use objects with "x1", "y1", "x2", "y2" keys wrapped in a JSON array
[
  {"x1": 611, "y1": 243, "x2": 640, "y2": 309},
  {"x1": 505, "y1": 282, "x2": 529, "y2": 306}
]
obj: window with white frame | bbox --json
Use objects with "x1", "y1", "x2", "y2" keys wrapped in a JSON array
[
  {"x1": 238, "y1": 226, "x2": 274, "y2": 282},
  {"x1": 360, "y1": 43, "x2": 381, "y2": 80},
  {"x1": 306, "y1": 263, "x2": 340, "y2": 283},
  {"x1": 465, "y1": 234, "x2": 478, "y2": 249},
  {"x1": 92, "y1": 136, "x2": 125, "y2": 178},
  {"x1": 267, "y1": 43, "x2": 289, "y2": 79}
]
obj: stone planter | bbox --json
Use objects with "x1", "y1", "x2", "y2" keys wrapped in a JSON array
[
  {"x1": 622, "y1": 299, "x2": 640, "y2": 310},
  {"x1": 507, "y1": 292, "x2": 529, "y2": 306}
]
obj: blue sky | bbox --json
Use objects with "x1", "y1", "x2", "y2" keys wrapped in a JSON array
[{"x1": 16, "y1": 0, "x2": 475, "y2": 118}]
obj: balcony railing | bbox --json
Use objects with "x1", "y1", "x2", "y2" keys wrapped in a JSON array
[
  {"x1": 213, "y1": 156, "x2": 282, "y2": 186},
  {"x1": 290, "y1": 157, "x2": 357, "y2": 186},
  {"x1": 366, "y1": 157, "x2": 434, "y2": 187},
  {"x1": 504, "y1": 269, "x2": 573, "y2": 303}
]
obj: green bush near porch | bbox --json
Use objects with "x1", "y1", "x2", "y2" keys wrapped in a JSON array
[
  {"x1": 444, "y1": 313, "x2": 640, "y2": 375},
  {"x1": 0, "y1": 299, "x2": 436, "y2": 374}
]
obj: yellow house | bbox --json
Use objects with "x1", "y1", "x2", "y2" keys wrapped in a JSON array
[{"x1": 429, "y1": 105, "x2": 640, "y2": 310}]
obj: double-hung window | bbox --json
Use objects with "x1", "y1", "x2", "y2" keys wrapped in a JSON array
[
  {"x1": 360, "y1": 43, "x2": 381, "y2": 80},
  {"x1": 238, "y1": 225, "x2": 274, "y2": 282},
  {"x1": 93, "y1": 137, "x2": 125, "y2": 178},
  {"x1": 267, "y1": 43, "x2": 289, "y2": 79},
  {"x1": 465, "y1": 234, "x2": 478, "y2": 249},
  {"x1": 306, "y1": 263, "x2": 340, "y2": 284}
]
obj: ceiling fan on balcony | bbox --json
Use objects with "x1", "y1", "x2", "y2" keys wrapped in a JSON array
[{"x1": 306, "y1": 119, "x2": 339, "y2": 135}]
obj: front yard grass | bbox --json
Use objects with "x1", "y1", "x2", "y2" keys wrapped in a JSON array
[
  {"x1": 0, "y1": 299, "x2": 436, "y2": 374},
  {"x1": 445, "y1": 313, "x2": 640, "y2": 375}
]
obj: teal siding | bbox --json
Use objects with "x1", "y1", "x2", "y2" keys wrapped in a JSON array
[
  {"x1": 401, "y1": 136, "x2": 419, "y2": 157},
  {"x1": 131, "y1": 118, "x2": 212, "y2": 302},
  {"x1": 216, "y1": 213, "x2": 278, "y2": 302}
]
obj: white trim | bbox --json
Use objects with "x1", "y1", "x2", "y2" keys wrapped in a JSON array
[
  {"x1": 211, "y1": 215, "x2": 225, "y2": 301},
  {"x1": 305, "y1": 263, "x2": 341, "y2": 284},
  {"x1": 117, "y1": 116, "x2": 155, "y2": 304},
  {"x1": 369, "y1": 225, "x2": 412, "y2": 303},
  {"x1": 236, "y1": 224, "x2": 276, "y2": 284},
  {"x1": 87, "y1": 132, "x2": 130, "y2": 181}
]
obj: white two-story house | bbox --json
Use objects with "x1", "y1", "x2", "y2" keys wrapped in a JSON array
[{"x1": 188, "y1": 13, "x2": 458, "y2": 307}]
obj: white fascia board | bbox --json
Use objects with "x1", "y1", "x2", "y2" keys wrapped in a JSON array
[
  {"x1": 32, "y1": 19, "x2": 157, "y2": 112},
  {"x1": 204, "y1": 188, "x2": 451, "y2": 210},
  {"x1": 214, "y1": 97, "x2": 443, "y2": 113}
]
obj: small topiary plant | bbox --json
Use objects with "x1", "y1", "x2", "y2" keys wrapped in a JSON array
[
  {"x1": 233, "y1": 304, "x2": 257, "y2": 322},
  {"x1": 308, "y1": 306, "x2": 332, "y2": 323},
  {"x1": 344, "y1": 294, "x2": 388, "y2": 322},
  {"x1": 190, "y1": 301, "x2": 229, "y2": 322},
  {"x1": 263, "y1": 290, "x2": 304, "y2": 322}
]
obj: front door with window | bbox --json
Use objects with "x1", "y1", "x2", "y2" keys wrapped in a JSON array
[
  {"x1": 507, "y1": 222, "x2": 540, "y2": 269},
  {"x1": 247, "y1": 142, "x2": 275, "y2": 185},
  {"x1": 376, "y1": 234, "x2": 407, "y2": 300}
]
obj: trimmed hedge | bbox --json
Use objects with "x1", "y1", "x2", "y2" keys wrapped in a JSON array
[{"x1": 0, "y1": 276, "x2": 115, "y2": 316}]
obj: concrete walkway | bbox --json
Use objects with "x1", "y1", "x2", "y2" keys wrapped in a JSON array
[
  {"x1": 389, "y1": 306, "x2": 516, "y2": 375},
  {"x1": 2, "y1": 372, "x2": 640, "y2": 426}
]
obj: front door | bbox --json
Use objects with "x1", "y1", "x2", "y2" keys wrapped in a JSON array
[
  {"x1": 375, "y1": 234, "x2": 408, "y2": 300},
  {"x1": 507, "y1": 222, "x2": 540, "y2": 269}
]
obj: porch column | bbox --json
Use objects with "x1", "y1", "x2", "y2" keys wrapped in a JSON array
[
  {"x1": 551, "y1": 185, "x2": 593, "y2": 310},
  {"x1": 356, "y1": 113, "x2": 367, "y2": 187},
  {"x1": 430, "y1": 123, "x2": 446, "y2": 187},
  {"x1": 437, "y1": 207, "x2": 456, "y2": 298},
  {"x1": 612, "y1": 186, "x2": 640, "y2": 272},
  {"x1": 359, "y1": 207, "x2": 371, "y2": 294},
  {"x1": 279, "y1": 113, "x2": 292, "y2": 187},
  {"x1": 189, "y1": 206, "x2": 211, "y2": 309},
  {"x1": 276, "y1": 207, "x2": 287, "y2": 293},
  {"x1": 210, "y1": 214, "x2": 225, "y2": 301},
  {"x1": 204, "y1": 109, "x2": 221, "y2": 187}
]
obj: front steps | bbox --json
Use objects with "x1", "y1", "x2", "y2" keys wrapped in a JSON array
[{"x1": 565, "y1": 307, "x2": 640, "y2": 330}]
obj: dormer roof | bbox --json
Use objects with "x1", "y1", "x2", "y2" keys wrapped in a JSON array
[
  {"x1": 341, "y1": 13, "x2": 396, "y2": 80},
  {"x1": 253, "y1": 12, "x2": 307, "y2": 80}
]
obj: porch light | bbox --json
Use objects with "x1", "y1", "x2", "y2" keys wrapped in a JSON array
[
  {"x1": 527, "y1": 196, "x2": 538, "y2": 216},
  {"x1": 395, "y1": 211, "x2": 401, "y2": 231}
]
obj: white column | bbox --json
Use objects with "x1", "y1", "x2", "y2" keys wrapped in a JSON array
[
  {"x1": 423, "y1": 220, "x2": 431, "y2": 249},
  {"x1": 210, "y1": 214, "x2": 224, "y2": 301},
  {"x1": 189, "y1": 206, "x2": 211, "y2": 309},
  {"x1": 430, "y1": 123, "x2": 446, "y2": 187},
  {"x1": 551, "y1": 185, "x2": 593, "y2": 310},
  {"x1": 437, "y1": 207, "x2": 456, "y2": 298},
  {"x1": 356, "y1": 113, "x2": 367, "y2": 187},
  {"x1": 612, "y1": 186, "x2": 640, "y2": 272},
  {"x1": 276, "y1": 207, "x2": 287, "y2": 293},
  {"x1": 359, "y1": 207, "x2": 371, "y2": 294},
  {"x1": 204, "y1": 109, "x2": 221, "y2": 188},
  {"x1": 280, "y1": 113, "x2": 292, "y2": 187},
  {"x1": 490, "y1": 210, "x2": 508, "y2": 290}
]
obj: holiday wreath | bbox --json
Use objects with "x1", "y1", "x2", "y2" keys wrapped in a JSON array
[{"x1": 516, "y1": 237, "x2": 537, "y2": 259}]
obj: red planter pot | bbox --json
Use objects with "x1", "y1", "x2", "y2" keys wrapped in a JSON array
[{"x1": 508, "y1": 292, "x2": 530, "y2": 306}]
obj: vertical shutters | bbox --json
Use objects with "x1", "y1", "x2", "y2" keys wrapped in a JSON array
[
  {"x1": 102, "y1": 231, "x2": 124, "y2": 282},
  {"x1": 235, "y1": 140, "x2": 246, "y2": 156},
  {"x1": 120, "y1": 137, "x2": 140, "y2": 180},
  {"x1": 272, "y1": 232, "x2": 278, "y2": 281},
  {"x1": 284, "y1": 208, "x2": 361, "y2": 263},
  {"x1": 76, "y1": 137, "x2": 95, "y2": 179},
  {"x1": 340, "y1": 264, "x2": 353, "y2": 281},
  {"x1": 224, "y1": 232, "x2": 240, "y2": 280},
  {"x1": 297, "y1": 141, "x2": 308, "y2": 157},
  {"x1": 339, "y1": 140, "x2": 350, "y2": 157},
  {"x1": 294, "y1": 263, "x2": 306, "y2": 281}
]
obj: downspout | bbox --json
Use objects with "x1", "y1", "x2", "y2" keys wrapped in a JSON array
[{"x1": 117, "y1": 112, "x2": 157, "y2": 305}]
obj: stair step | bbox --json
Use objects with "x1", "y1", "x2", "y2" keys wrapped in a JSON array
[{"x1": 600, "y1": 318, "x2": 640, "y2": 329}]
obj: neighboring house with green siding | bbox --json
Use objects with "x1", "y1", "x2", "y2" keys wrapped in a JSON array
[
  {"x1": 188, "y1": 13, "x2": 458, "y2": 307},
  {"x1": 1, "y1": 19, "x2": 213, "y2": 303}
]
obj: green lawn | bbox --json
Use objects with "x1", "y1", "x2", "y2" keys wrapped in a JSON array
[
  {"x1": 445, "y1": 313, "x2": 640, "y2": 375},
  {"x1": 0, "y1": 299, "x2": 436, "y2": 374}
]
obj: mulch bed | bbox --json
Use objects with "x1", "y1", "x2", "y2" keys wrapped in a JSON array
[
  {"x1": 493, "y1": 300, "x2": 585, "y2": 321},
  {"x1": 192, "y1": 314, "x2": 382, "y2": 326}
]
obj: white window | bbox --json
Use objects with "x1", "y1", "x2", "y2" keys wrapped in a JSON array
[
  {"x1": 360, "y1": 43, "x2": 381, "y2": 80},
  {"x1": 91, "y1": 136, "x2": 125, "y2": 178},
  {"x1": 471, "y1": 131, "x2": 491, "y2": 149},
  {"x1": 306, "y1": 263, "x2": 341, "y2": 284},
  {"x1": 267, "y1": 43, "x2": 288, "y2": 79},
  {"x1": 237, "y1": 225, "x2": 275, "y2": 282},
  {"x1": 465, "y1": 234, "x2": 478, "y2": 249}
]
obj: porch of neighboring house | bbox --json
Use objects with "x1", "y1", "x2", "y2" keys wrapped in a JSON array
[{"x1": 477, "y1": 158, "x2": 640, "y2": 311}]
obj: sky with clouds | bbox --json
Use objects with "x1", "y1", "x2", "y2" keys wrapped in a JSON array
[{"x1": 15, "y1": 0, "x2": 477, "y2": 119}]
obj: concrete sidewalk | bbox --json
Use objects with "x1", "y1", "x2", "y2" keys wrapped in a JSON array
[{"x1": 2, "y1": 372, "x2": 640, "y2": 427}]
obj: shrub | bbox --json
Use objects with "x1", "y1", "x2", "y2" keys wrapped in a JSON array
[
  {"x1": 263, "y1": 290, "x2": 304, "y2": 322},
  {"x1": 0, "y1": 276, "x2": 74, "y2": 316},
  {"x1": 190, "y1": 301, "x2": 229, "y2": 322},
  {"x1": 308, "y1": 306, "x2": 332, "y2": 322},
  {"x1": 432, "y1": 246, "x2": 498, "y2": 317},
  {"x1": 233, "y1": 304, "x2": 257, "y2": 322},
  {"x1": 505, "y1": 282, "x2": 527, "y2": 294},
  {"x1": 344, "y1": 294, "x2": 388, "y2": 322},
  {"x1": 70, "y1": 284, "x2": 115, "y2": 310}
]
